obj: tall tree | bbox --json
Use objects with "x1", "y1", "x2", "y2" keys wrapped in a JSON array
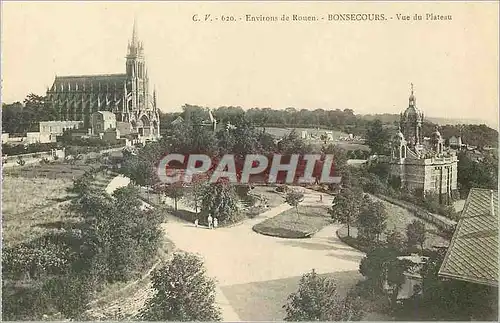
[
  {"x1": 201, "y1": 181, "x2": 240, "y2": 225},
  {"x1": 365, "y1": 119, "x2": 391, "y2": 155},
  {"x1": 139, "y1": 252, "x2": 222, "y2": 321},
  {"x1": 406, "y1": 219, "x2": 426, "y2": 251},
  {"x1": 357, "y1": 197, "x2": 387, "y2": 243},
  {"x1": 163, "y1": 182, "x2": 186, "y2": 211},
  {"x1": 329, "y1": 187, "x2": 363, "y2": 237},
  {"x1": 285, "y1": 189, "x2": 305, "y2": 219}
]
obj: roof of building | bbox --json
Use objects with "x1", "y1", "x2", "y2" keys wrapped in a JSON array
[
  {"x1": 171, "y1": 116, "x2": 184, "y2": 125},
  {"x1": 93, "y1": 111, "x2": 116, "y2": 118},
  {"x1": 438, "y1": 188, "x2": 499, "y2": 287},
  {"x1": 49, "y1": 74, "x2": 127, "y2": 92}
]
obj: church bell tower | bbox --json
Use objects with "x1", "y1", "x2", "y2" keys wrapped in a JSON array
[{"x1": 125, "y1": 19, "x2": 150, "y2": 123}]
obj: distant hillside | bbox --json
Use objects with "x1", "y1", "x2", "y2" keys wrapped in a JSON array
[{"x1": 360, "y1": 113, "x2": 497, "y2": 129}]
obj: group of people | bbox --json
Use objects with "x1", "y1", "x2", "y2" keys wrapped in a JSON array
[{"x1": 194, "y1": 215, "x2": 218, "y2": 229}]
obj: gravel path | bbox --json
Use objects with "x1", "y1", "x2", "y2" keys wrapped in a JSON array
[
  {"x1": 96, "y1": 178, "x2": 363, "y2": 321},
  {"x1": 163, "y1": 187, "x2": 362, "y2": 321}
]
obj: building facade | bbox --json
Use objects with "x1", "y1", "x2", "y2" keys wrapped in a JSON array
[
  {"x1": 39, "y1": 120, "x2": 84, "y2": 143},
  {"x1": 91, "y1": 111, "x2": 117, "y2": 135},
  {"x1": 380, "y1": 84, "x2": 458, "y2": 203},
  {"x1": 45, "y1": 20, "x2": 160, "y2": 139}
]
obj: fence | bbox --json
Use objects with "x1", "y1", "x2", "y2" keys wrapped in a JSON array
[
  {"x1": 2, "y1": 149, "x2": 65, "y2": 168},
  {"x1": 2, "y1": 146, "x2": 125, "y2": 169}
]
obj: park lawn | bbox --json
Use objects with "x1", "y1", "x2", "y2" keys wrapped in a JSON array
[
  {"x1": 250, "y1": 185, "x2": 285, "y2": 207},
  {"x1": 2, "y1": 175, "x2": 81, "y2": 247},
  {"x1": 337, "y1": 194, "x2": 449, "y2": 250},
  {"x1": 253, "y1": 205, "x2": 333, "y2": 238},
  {"x1": 2, "y1": 166, "x2": 115, "y2": 247},
  {"x1": 2, "y1": 176, "x2": 74, "y2": 216}
]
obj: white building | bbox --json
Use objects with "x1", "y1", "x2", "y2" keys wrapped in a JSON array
[
  {"x1": 380, "y1": 85, "x2": 458, "y2": 204},
  {"x1": 91, "y1": 111, "x2": 117, "y2": 135}
]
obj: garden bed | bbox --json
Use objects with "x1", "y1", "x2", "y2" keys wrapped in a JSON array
[{"x1": 253, "y1": 205, "x2": 332, "y2": 238}]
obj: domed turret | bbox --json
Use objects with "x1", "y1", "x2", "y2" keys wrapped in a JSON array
[
  {"x1": 396, "y1": 127, "x2": 405, "y2": 140},
  {"x1": 391, "y1": 126, "x2": 407, "y2": 159},
  {"x1": 400, "y1": 83, "x2": 424, "y2": 147},
  {"x1": 431, "y1": 126, "x2": 442, "y2": 140},
  {"x1": 431, "y1": 126, "x2": 444, "y2": 155}
]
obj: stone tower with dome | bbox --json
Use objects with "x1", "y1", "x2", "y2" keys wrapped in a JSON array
[{"x1": 381, "y1": 84, "x2": 458, "y2": 204}]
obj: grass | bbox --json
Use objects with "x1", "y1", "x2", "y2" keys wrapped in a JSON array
[
  {"x1": 2, "y1": 164, "x2": 116, "y2": 247},
  {"x1": 249, "y1": 185, "x2": 285, "y2": 208},
  {"x1": 337, "y1": 194, "x2": 450, "y2": 250},
  {"x1": 2, "y1": 176, "x2": 77, "y2": 247},
  {"x1": 253, "y1": 205, "x2": 332, "y2": 238},
  {"x1": 4, "y1": 161, "x2": 95, "y2": 180}
]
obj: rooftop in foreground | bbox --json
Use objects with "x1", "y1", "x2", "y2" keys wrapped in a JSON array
[{"x1": 438, "y1": 188, "x2": 499, "y2": 287}]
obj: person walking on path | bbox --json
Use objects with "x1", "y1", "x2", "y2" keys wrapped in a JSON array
[
  {"x1": 213, "y1": 217, "x2": 218, "y2": 229},
  {"x1": 207, "y1": 215, "x2": 213, "y2": 229},
  {"x1": 194, "y1": 219, "x2": 199, "y2": 227}
]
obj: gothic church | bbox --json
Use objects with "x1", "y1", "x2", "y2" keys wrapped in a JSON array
[{"x1": 46, "y1": 21, "x2": 160, "y2": 138}]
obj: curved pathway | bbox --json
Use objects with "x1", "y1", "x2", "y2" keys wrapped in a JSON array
[
  {"x1": 162, "y1": 187, "x2": 365, "y2": 321},
  {"x1": 100, "y1": 177, "x2": 365, "y2": 321}
]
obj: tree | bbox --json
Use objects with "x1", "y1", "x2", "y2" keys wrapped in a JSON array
[
  {"x1": 185, "y1": 173, "x2": 210, "y2": 216},
  {"x1": 406, "y1": 219, "x2": 426, "y2": 251},
  {"x1": 396, "y1": 249, "x2": 498, "y2": 321},
  {"x1": 321, "y1": 144, "x2": 348, "y2": 177},
  {"x1": 164, "y1": 182, "x2": 186, "y2": 211},
  {"x1": 278, "y1": 130, "x2": 312, "y2": 155},
  {"x1": 139, "y1": 252, "x2": 222, "y2": 321},
  {"x1": 386, "y1": 257, "x2": 413, "y2": 307},
  {"x1": 201, "y1": 181, "x2": 240, "y2": 225},
  {"x1": 2, "y1": 102, "x2": 24, "y2": 134},
  {"x1": 329, "y1": 187, "x2": 362, "y2": 237},
  {"x1": 365, "y1": 119, "x2": 391, "y2": 155},
  {"x1": 283, "y1": 269, "x2": 364, "y2": 321},
  {"x1": 457, "y1": 150, "x2": 498, "y2": 197},
  {"x1": 357, "y1": 197, "x2": 387, "y2": 243},
  {"x1": 285, "y1": 189, "x2": 305, "y2": 218},
  {"x1": 385, "y1": 229, "x2": 406, "y2": 253},
  {"x1": 359, "y1": 246, "x2": 412, "y2": 304}
]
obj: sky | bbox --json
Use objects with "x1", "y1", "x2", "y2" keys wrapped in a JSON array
[{"x1": 1, "y1": 1, "x2": 498, "y2": 127}]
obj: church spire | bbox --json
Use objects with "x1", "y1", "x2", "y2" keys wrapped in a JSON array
[
  {"x1": 131, "y1": 17, "x2": 138, "y2": 46},
  {"x1": 127, "y1": 17, "x2": 143, "y2": 57}
]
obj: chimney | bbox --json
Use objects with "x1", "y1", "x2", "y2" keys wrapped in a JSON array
[{"x1": 491, "y1": 190, "x2": 495, "y2": 216}]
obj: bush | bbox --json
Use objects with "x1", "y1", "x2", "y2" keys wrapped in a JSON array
[
  {"x1": 275, "y1": 185, "x2": 288, "y2": 193},
  {"x1": 422, "y1": 193, "x2": 440, "y2": 213},
  {"x1": 362, "y1": 174, "x2": 387, "y2": 195},
  {"x1": 439, "y1": 205, "x2": 459, "y2": 220},
  {"x1": 17, "y1": 156, "x2": 26, "y2": 166},
  {"x1": 40, "y1": 157, "x2": 50, "y2": 164},
  {"x1": 2, "y1": 142, "x2": 60, "y2": 156}
]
